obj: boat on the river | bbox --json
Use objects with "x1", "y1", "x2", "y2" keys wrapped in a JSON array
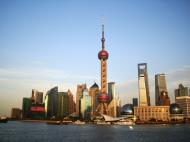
[
  {"x1": 74, "y1": 120, "x2": 85, "y2": 125},
  {"x1": 115, "y1": 120, "x2": 134, "y2": 125},
  {"x1": 0, "y1": 117, "x2": 8, "y2": 123}
]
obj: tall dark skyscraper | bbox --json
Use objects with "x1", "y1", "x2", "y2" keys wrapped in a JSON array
[
  {"x1": 108, "y1": 82, "x2": 115, "y2": 103},
  {"x1": 22, "y1": 98, "x2": 32, "y2": 119},
  {"x1": 155, "y1": 73, "x2": 170, "y2": 106},
  {"x1": 132, "y1": 98, "x2": 138, "y2": 107},
  {"x1": 138, "y1": 63, "x2": 151, "y2": 106},
  {"x1": 45, "y1": 87, "x2": 58, "y2": 118},
  {"x1": 97, "y1": 24, "x2": 109, "y2": 114}
]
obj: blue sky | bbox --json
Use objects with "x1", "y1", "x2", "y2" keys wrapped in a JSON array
[{"x1": 0, "y1": 0, "x2": 190, "y2": 116}]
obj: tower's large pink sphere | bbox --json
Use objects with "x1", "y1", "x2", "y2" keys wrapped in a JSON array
[
  {"x1": 98, "y1": 50, "x2": 109, "y2": 60},
  {"x1": 97, "y1": 93, "x2": 109, "y2": 103}
]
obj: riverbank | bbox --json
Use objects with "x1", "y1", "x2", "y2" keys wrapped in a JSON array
[{"x1": 8, "y1": 119, "x2": 190, "y2": 125}]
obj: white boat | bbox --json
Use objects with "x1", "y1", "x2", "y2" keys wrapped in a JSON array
[
  {"x1": 115, "y1": 121, "x2": 134, "y2": 125},
  {"x1": 97, "y1": 121, "x2": 111, "y2": 125},
  {"x1": 74, "y1": 120, "x2": 85, "y2": 125}
]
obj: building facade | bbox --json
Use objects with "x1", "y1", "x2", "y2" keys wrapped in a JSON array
[
  {"x1": 108, "y1": 82, "x2": 115, "y2": 103},
  {"x1": 57, "y1": 92, "x2": 69, "y2": 119},
  {"x1": 67, "y1": 89, "x2": 76, "y2": 115},
  {"x1": 175, "y1": 84, "x2": 189, "y2": 99},
  {"x1": 45, "y1": 87, "x2": 58, "y2": 119},
  {"x1": 89, "y1": 82, "x2": 99, "y2": 117},
  {"x1": 11, "y1": 108, "x2": 22, "y2": 120},
  {"x1": 22, "y1": 98, "x2": 32, "y2": 119},
  {"x1": 31, "y1": 89, "x2": 43, "y2": 104},
  {"x1": 132, "y1": 98, "x2": 138, "y2": 107},
  {"x1": 155, "y1": 73, "x2": 170, "y2": 106},
  {"x1": 80, "y1": 89, "x2": 92, "y2": 120},
  {"x1": 134, "y1": 106, "x2": 170, "y2": 122},
  {"x1": 176, "y1": 96, "x2": 190, "y2": 118},
  {"x1": 30, "y1": 103, "x2": 45, "y2": 119},
  {"x1": 138, "y1": 63, "x2": 151, "y2": 106},
  {"x1": 107, "y1": 98, "x2": 121, "y2": 117},
  {"x1": 76, "y1": 84, "x2": 86, "y2": 117}
]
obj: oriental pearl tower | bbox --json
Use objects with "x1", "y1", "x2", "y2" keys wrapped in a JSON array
[{"x1": 97, "y1": 24, "x2": 109, "y2": 115}]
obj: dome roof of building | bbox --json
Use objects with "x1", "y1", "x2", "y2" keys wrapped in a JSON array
[
  {"x1": 97, "y1": 93, "x2": 109, "y2": 103},
  {"x1": 170, "y1": 103, "x2": 183, "y2": 114},
  {"x1": 90, "y1": 82, "x2": 99, "y2": 89},
  {"x1": 121, "y1": 104, "x2": 134, "y2": 115},
  {"x1": 98, "y1": 49, "x2": 109, "y2": 60}
]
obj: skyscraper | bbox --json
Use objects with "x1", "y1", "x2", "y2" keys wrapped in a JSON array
[
  {"x1": 31, "y1": 89, "x2": 43, "y2": 104},
  {"x1": 138, "y1": 63, "x2": 150, "y2": 106},
  {"x1": 22, "y1": 98, "x2": 32, "y2": 119},
  {"x1": 57, "y1": 92, "x2": 69, "y2": 119},
  {"x1": 89, "y1": 82, "x2": 99, "y2": 117},
  {"x1": 80, "y1": 89, "x2": 92, "y2": 120},
  {"x1": 175, "y1": 84, "x2": 189, "y2": 99},
  {"x1": 108, "y1": 82, "x2": 115, "y2": 103},
  {"x1": 76, "y1": 84, "x2": 86, "y2": 117},
  {"x1": 11, "y1": 108, "x2": 22, "y2": 120},
  {"x1": 67, "y1": 89, "x2": 76, "y2": 115},
  {"x1": 155, "y1": 73, "x2": 170, "y2": 106},
  {"x1": 108, "y1": 97, "x2": 121, "y2": 117},
  {"x1": 97, "y1": 24, "x2": 109, "y2": 114},
  {"x1": 45, "y1": 87, "x2": 58, "y2": 119},
  {"x1": 132, "y1": 98, "x2": 138, "y2": 107}
]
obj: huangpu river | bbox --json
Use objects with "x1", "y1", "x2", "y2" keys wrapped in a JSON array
[{"x1": 0, "y1": 121, "x2": 190, "y2": 142}]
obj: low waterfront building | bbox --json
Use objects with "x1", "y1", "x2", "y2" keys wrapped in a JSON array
[
  {"x1": 121, "y1": 104, "x2": 134, "y2": 116},
  {"x1": 176, "y1": 96, "x2": 190, "y2": 119},
  {"x1": 30, "y1": 103, "x2": 45, "y2": 119},
  {"x1": 11, "y1": 108, "x2": 22, "y2": 120},
  {"x1": 134, "y1": 106, "x2": 170, "y2": 122},
  {"x1": 170, "y1": 103, "x2": 184, "y2": 121}
]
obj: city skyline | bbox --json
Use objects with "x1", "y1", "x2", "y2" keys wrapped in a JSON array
[{"x1": 1, "y1": 0, "x2": 190, "y2": 116}]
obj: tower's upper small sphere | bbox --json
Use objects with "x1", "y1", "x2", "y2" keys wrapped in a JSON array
[{"x1": 98, "y1": 50, "x2": 109, "y2": 60}]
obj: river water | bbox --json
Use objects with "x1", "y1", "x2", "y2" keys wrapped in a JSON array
[{"x1": 0, "y1": 121, "x2": 190, "y2": 142}]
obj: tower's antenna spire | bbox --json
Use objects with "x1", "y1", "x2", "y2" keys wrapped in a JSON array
[{"x1": 101, "y1": 17, "x2": 105, "y2": 50}]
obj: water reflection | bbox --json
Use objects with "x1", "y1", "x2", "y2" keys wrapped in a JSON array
[{"x1": 0, "y1": 122, "x2": 190, "y2": 142}]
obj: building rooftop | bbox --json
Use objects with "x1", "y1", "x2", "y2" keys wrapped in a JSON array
[{"x1": 90, "y1": 82, "x2": 99, "y2": 89}]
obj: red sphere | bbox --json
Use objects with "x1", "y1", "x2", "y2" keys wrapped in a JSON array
[
  {"x1": 98, "y1": 93, "x2": 109, "y2": 103},
  {"x1": 98, "y1": 50, "x2": 109, "y2": 60}
]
